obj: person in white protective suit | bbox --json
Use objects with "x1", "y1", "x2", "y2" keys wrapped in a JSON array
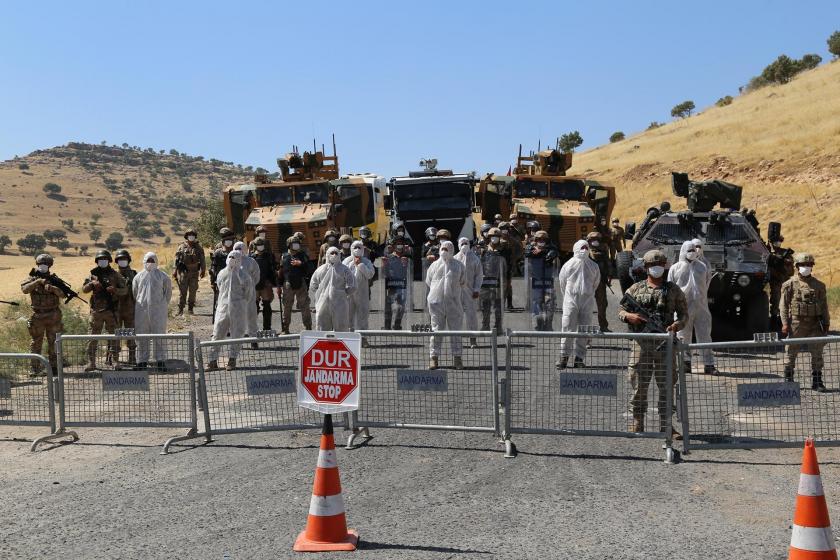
[
  {"x1": 555, "y1": 240, "x2": 601, "y2": 369},
  {"x1": 233, "y1": 241, "x2": 260, "y2": 339},
  {"x1": 669, "y1": 240, "x2": 718, "y2": 374},
  {"x1": 426, "y1": 240, "x2": 466, "y2": 370},
  {"x1": 309, "y1": 246, "x2": 355, "y2": 332},
  {"x1": 343, "y1": 240, "x2": 375, "y2": 341},
  {"x1": 207, "y1": 250, "x2": 254, "y2": 371},
  {"x1": 455, "y1": 237, "x2": 483, "y2": 348},
  {"x1": 691, "y1": 238, "x2": 713, "y2": 288},
  {"x1": 132, "y1": 252, "x2": 173, "y2": 370}
]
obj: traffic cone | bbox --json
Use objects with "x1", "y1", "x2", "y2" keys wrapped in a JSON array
[
  {"x1": 789, "y1": 438, "x2": 837, "y2": 559},
  {"x1": 294, "y1": 414, "x2": 358, "y2": 552}
]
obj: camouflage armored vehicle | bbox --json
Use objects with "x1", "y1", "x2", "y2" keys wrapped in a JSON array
[
  {"x1": 476, "y1": 142, "x2": 616, "y2": 261},
  {"x1": 223, "y1": 138, "x2": 386, "y2": 263},
  {"x1": 617, "y1": 172, "x2": 770, "y2": 339},
  {"x1": 385, "y1": 158, "x2": 478, "y2": 276}
]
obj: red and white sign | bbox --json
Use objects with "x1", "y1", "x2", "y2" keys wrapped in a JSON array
[{"x1": 298, "y1": 331, "x2": 362, "y2": 414}]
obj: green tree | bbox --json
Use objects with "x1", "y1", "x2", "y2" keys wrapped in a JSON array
[
  {"x1": 195, "y1": 199, "x2": 226, "y2": 247},
  {"x1": 89, "y1": 228, "x2": 102, "y2": 243},
  {"x1": 647, "y1": 121, "x2": 663, "y2": 130},
  {"x1": 609, "y1": 131, "x2": 625, "y2": 143},
  {"x1": 0, "y1": 234, "x2": 11, "y2": 253},
  {"x1": 830, "y1": 31, "x2": 840, "y2": 59},
  {"x1": 91, "y1": 213, "x2": 102, "y2": 224},
  {"x1": 797, "y1": 53, "x2": 822, "y2": 71},
  {"x1": 670, "y1": 100, "x2": 695, "y2": 119},
  {"x1": 60, "y1": 218, "x2": 76, "y2": 231},
  {"x1": 43, "y1": 229, "x2": 68, "y2": 246},
  {"x1": 42, "y1": 182, "x2": 62, "y2": 194},
  {"x1": 557, "y1": 131, "x2": 584, "y2": 153},
  {"x1": 55, "y1": 239, "x2": 71, "y2": 253},
  {"x1": 104, "y1": 232, "x2": 124, "y2": 251},
  {"x1": 17, "y1": 234, "x2": 47, "y2": 256}
]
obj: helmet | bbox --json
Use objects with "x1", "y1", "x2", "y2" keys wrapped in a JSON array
[
  {"x1": 488, "y1": 227, "x2": 502, "y2": 237},
  {"x1": 494, "y1": 214, "x2": 503, "y2": 221},
  {"x1": 293, "y1": 231, "x2": 305, "y2": 240},
  {"x1": 393, "y1": 221, "x2": 405, "y2": 231},
  {"x1": 95, "y1": 249, "x2": 113, "y2": 262},
  {"x1": 794, "y1": 252, "x2": 815, "y2": 265},
  {"x1": 339, "y1": 233, "x2": 353, "y2": 244},
  {"x1": 324, "y1": 229, "x2": 338, "y2": 240},
  {"x1": 35, "y1": 253, "x2": 54, "y2": 266},
  {"x1": 534, "y1": 230, "x2": 549, "y2": 241},
  {"x1": 425, "y1": 226, "x2": 438, "y2": 238},
  {"x1": 498, "y1": 221, "x2": 510, "y2": 230},
  {"x1": 643, "y1": 249, "x2": 667, "y2": 266},
  {"x1": 115, "y1": 249, "x2": 131, "y2": 262},
  {"x1": 527, "y1": 221, "x2": 540, "y2": 231},
  {"x1": 611, "y1": 218, "x2": 620, "y2": 224},
  {"x1": 255, "y1": 225, "x2": 267, "y2": 234},
  {"x1": 480, "y1": 223, "x2": 493, "y2": 235},
  {"x1": 219, "y1": 227, "x2": 234, "y2": 238},
  {"x1": 183, "y1": 228, "x2": 197, "y2": 238},
  {"x1": 509, "y1": 214, "x2": 517, "y2": 221},
  {"x1": 359, "y1": 226, "x2": 371, "y2": 238},
  {"x1": 286, "y1": 236, "x2": 299, "y2": 246},
  {"x1": 659, "y1": 201, "x2": 671, "y2": 213},
  {"x1": 436, "y1": 229, "x2": 451, "y2": 240},
  {"x1": 586, "y1": 231, "x2": 602, "y2": 241}
]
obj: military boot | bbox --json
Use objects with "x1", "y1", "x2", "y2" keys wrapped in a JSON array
[
  {"x1": 29, "y1": 358, "x2": 43, "y2": 378},
  {"x1": 812, "y1": 371, "x2": 827, "y2": 393},
  {"x1": 262, "y1": 303, "x2": 273, "y2": 331},
  {"x1": 226, "y1": 358, "x2": 236, "y2": 371},
  {"x1": 555, "y1": 357, "x2": 568, "y2": 370},
  {"x1": 704, "y1": 365, "x2": 719, "y2": 375},
  {"x1": 784, "y1": 366, "x2": 794, "y2": 383},
  {"x1": 574, "y1": 357, "x2": 585, "y2": 368},
  {"x1": 127, "y1": 349, "x2": 136, "y2": 366},
  {"x1": 469, "y1": 337, "x2": 477, "y2": 349},
  {"x1": 429, "y1": 356, "x2": 439, "y2": 370},
  {"x1": 453, "y1": 356, "x2": 463, "y2": 370},
  {"x1": 207, "y1": 360, "x2": 218, "y2": 370},
  {"x1": 84, "y1": 358, "x2": 97, "y2": 372},
  {"x1": 187, "y1": 306, "x2": 194, "y2": 315},
  {"x1": 177, "y1": 306, "x2": 184, "y2": 316},
  {"x1": 631, "y1": 417, "x2": 644, "y2": 433}
]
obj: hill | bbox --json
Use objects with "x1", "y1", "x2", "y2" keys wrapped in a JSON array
[
  {"x1": 571, "y1": 60, "x2": 840, "y2": 286},
  {"x1": 0, "y1": 142, "x2": 255, "y2": 255}
]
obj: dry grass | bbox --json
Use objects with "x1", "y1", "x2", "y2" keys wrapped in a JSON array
[{"x1": 572, "y1": 61, "x2": 840, "y2": 286}]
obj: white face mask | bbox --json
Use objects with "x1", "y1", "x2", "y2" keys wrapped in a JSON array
[
  {"x1": 440, "y1": 248, "x2": 452, "y2": 261},
  {"x1": 361, "y1": 232, "x2": 369, "y2": 239},
  {"x1": 144, "y1": 262, "x2": 158, "y2": 272},
  {"x1": 537, "y1": 241, "x2": 546, "y2": 247},
  {"x1": 491, "y1": 236, "x2": 500, "y2": 244},
  {"x1": 258, "y1": 233, "x2": 266, "y2": 240},
  {"x1": 648, "y1": 266, "x2": 665, "y2": 279},
  {"x1": 685, "y1": 251, "x2": 697, "y2": 261},
  {"x1": 97, "y1": 259, "x2": 109, "y2": 268},
  {"x1": 37, "y1": 264, "x2": 50, "y2": 273},
  {"x1": 395, "y1": 244, "x2": 404, "y2": 252},
  {"x1": 396, "y1": 230, "x2": 405, "y2": 237},
  {"x1": 578, "y1": 247, "x2": 589, "y2": 257},
  {"x1": 291, "y1": 243, "x2": 300, "y2": 251},
  {"x1": 694, "y1": 245, "x2": 702, "y2": 255},
  {"x1": 327, "y1": 253, "x2": 339, "y2": 264},
  {"x1": 223, "y1": 239, "x2": 233, "y2": 248},
  {"x1": 799, "y1": 266, "x2": 813, "y2": 276},
  {"x1": 342, "y1": 242, "x2": 351, "y2": 249},
  {"x1": 327, "y1": 236, "x2": 336, "y2": 244},
  {"x1": 590, "y1": 240, "x2": 599, "y2": 247},
  {"x1": 427, "y1": 233, "x2": 436, "y2": 240},
  {"x1": 352, "y1": 247, "x2": 363, "y2": 257},
  {"x1": 256, "y1": 245, "x2": 265, "y2": 252},
  {"x1": 459, "y1": 244, "x2": 469, "y2": 253},
  {"x1": 117, "y1": 259, "x2": 129, "y2": 268},
  {"x1": 187, "y1": 235, "x2": 196, "y2": 242}
]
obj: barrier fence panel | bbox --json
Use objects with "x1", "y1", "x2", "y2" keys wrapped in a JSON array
[
  {"x1": 347, "y1": 330, "x2": 500, "y2": 449},
  {"x1": 0, "y1": 353, "x2": 77, "y2": 451},
  {"x1": 680, "y1": 336, "x2": 840, "y2": 451},
  {"x1": 504, "y1": 330, "x2": 677, "y2": 462},
  {"x1": 56, "y1": 333, "x2": 199, "y2": 452},
  {"x1": 196, "y1": 333, "x2": 345, "y2": 438}
]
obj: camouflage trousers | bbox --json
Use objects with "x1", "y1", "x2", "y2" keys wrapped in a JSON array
[
  {"x1": 282, "y1": 284, "x2": 311, "y2": 331},
  {"x1": 28, "y1": 309, "x2": 62, "y2": 370},
  {"x1": 480, "y1": 288, "x2": 502, "y2": 332},
  {"x1": 786, "y1": 318, "x2": 826, "y2": 371},
  {"x1": 769, "y1": 280, "x2": 783, "y2": 317},
  {"x1": 115, "y1": 307, "x2": 136, "y2": 351},
  {"x1": 177, "y1": 271, "x2": 200, "y2": 310},
  {"x1": 595, "y1": 282, "x2": 609, "y2": 331},
  {"x1": 629, "y1": 340, "x2": 676, "y2": 430},
  {"x1": 87, "y1": 310, "x2": 118, "y2": 361}
]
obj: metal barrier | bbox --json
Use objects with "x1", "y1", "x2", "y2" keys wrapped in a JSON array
[
  {"x1": 55, "y1": 333, "x2": 200, "y2": 453},
  {"x1": 196, "y1": 333, "x2": 346, "y2": 440},
  {"x1": 504, "y1": 330, "x2": 678, "y2": 462},
  {"x1": 346, "y1": 330, "x2": 501, "y2": 449},
  {"x1": 680, "y1": 335, "x2": 840, "y2": 451},
  {"x1": 0, "y1": 352, "x2": 77, "y2": 451}
]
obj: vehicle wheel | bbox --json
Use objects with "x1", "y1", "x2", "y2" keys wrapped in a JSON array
[
  {"x1": 616, "y1": 250, "x2": 634, "y2": 293},
  {"x1": 745, "y1": 293, "x2": 770, "y2": 336}
]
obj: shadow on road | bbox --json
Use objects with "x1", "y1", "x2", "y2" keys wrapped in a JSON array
[{"x1": 358, "y1": 540, "x2": 491, "y2": 554}]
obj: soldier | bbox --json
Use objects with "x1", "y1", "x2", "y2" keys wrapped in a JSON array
[
  {"x1": 477, "y1": 223, "x2": 493, "y2": 249},
  {"x1": 382, "y1": 241, "x2": 410, "y2": 330},
  {"x1": 248, "y1": 225, "x2": 272, "y2": 254},
  {"x1": 281, "y1": 235, "x2": 313, "y2": 334},
  {"x1": 21, "y1": 253, "x2": 65, "y2": 375},
  {"x1": 478, "y1": 229, "x2": 506, "y2": 333},
  {"x1": 504, "y1": 217, "x2": 525, "y2": 277},
  {"x1": 81, "y1": 250, "x2": 128, "y2": 371},
  {"x1": 587, "y1": 231, "x2": 611, "y2": 332},
  {"x1": 318, "y1": 229, "x2": 339, "y2": 266},
  {"x1": 768, "y1": 235, "x2": 795, "y2": 326},
  {"x1": 209, "y1": 227, "x2": 235, "y2": 318},
  {"x1": 338, "y1": 233, "x2": 354, "y2": 261},
  {"x1": 524, "y1": 220, "x2": 541, "y2": 246},
  {"x1": 174, "y1": 229, "x2": 206, "y2": 315},
  {"x1": 114, "y1": 248, "x2": 137, "y2": 365},
  {"x1": 422, "y1": 227, "x2": 439, "y2": 261},
  {"x1": 524, "y1": 230, "x2": 557, "y2": 331},
  {"x1": 251, "y1": 237, "x2": 278, "y2": 332},
  {"x1": 609, "y1": 218, "x2": 625, "y2": 261},
  {"x1": 358, "y1": 225, "x2": 379, "y2": 284},
  {"x1": 498, "y1": 222, "x2": 516, "y2": 309},
  {"x1": 618, "y1": 250, "x2": 687, "y2": 437},
  {"x1": 781, "y1": 253, "x2": 830, "y2": 391},
  {"x1": 493, "y1": 213, "x2": 503, "y2": 227}
]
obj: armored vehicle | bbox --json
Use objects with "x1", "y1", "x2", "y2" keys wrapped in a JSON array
[
  {"x1": 385, "y1": 158, "x2": 478, "y2": 276},
  {"x1": 617, "y1": 172, "x2": 770, "y2": 339},
  {"x1": 476, "y1": 142, "x2": 616, "y2": 261}
]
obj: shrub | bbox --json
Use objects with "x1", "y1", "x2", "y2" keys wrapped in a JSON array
[
  {"x1": 670, "y1": 100, "x2": 695, "y2": 119},
  {"x1": 829, "y1": 31, "x2": 840, "y2": 59},
  {"x1": 60, "y1": 218, "x2": 75, "y2": 231},
  {"x1": 609, "y1": 131, "x2": 625, "y2": 143},
  {"x1": 18, "y1": 162, "x2": 29, "y2": 170},
  {"x1": 43, "y1": 229, "x2": 68, "y2": 246},
  {"x1": 17, "y1": 234, "x2": 47, "y2": 256},
  {"x1": 195, "y1": 199, "x2": 226, "y2": 247},
  {"x1": 42, "y1": 182, "x2": 62, "y2": 194},
  {"x1": 89, "y1": 228, "x2": 102, "y2": 242},
  {"x1": 55, "y1": 239, "x2": 71, "y2": 253},
  {"x1": 0, "y1": 234, "x2": 11, "y2": 253},
  {"x1": 647, "y1": 121, "x2": 663, "y2": 130},
  {"x1": 715, "y1": 95, "x2": 734, "y2": 107},
  {"x1": 105, "y1": 232, "x2": 124, "y2": 251},
  {"x1": 0, "y1": 300, "x2": 89, "y2": 353}
]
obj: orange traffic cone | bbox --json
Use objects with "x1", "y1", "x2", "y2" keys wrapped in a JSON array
[
  {"x1": 789, "y1": 438, "x2": 837, "y2": 559},
  {"x1": 294, "y1": 414, "x2": 359, "y2": 552}
]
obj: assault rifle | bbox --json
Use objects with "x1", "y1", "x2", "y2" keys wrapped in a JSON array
[
  {"x1": 32, "y1": 270, "x2": 88, "y2": 305},
  {"x1": 89, "y1": 269, "x2": 116, "y2": 310},
  {"x1": 619, "y1": 290, "x2": 674, "y2": 350},
  {"x1": 0, "y1": 300, "x2": 20, "y2": 306}
]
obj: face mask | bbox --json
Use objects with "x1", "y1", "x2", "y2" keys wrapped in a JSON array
[
  {"x1": 327, "y1": 253, "x2": 339, "y2": 264},
  {"x1": 291, "y1": 243, "x2": 300, "y2": 251},
  {"x1": 590, "y1": 240, "x2": 599, "y2": 247},
  {"x1": 799, "y1": 266, "x2": 813, "y2": 276},
  {"x1": 223, "y1": 239, "x2": 233, "y2": 248},
  {"x1": 648, "y1": 266, "x2": 665, "y2": 279},
  {"x1": 256, "y1": 245, "x2": 265, "y2": 252},
  {"x1": 187, "y1": 235, "x2": 196, "y2": 242},
  {"x1": 537, "y1": 241, "x2": 546, "y2": 247},
  {"x1": 352, "y1": 247, "x2": 363, "y2": 257},
  {"x1": 459, "y1": 244, "x2": 469, "y2": 252},
  {"x1": 772, "y1": 242, "x2": 781, "y2": 248},
  {"x1": 342, "y1": 242, "x2": 351, "y2": 249},
  {"x1": 427, "y1": 233, "x2": 436, "y2": 240},
  {"x1": 327, "y1": 236, "x2": 336, "y2": 244},
  {"x1": 117, "y1": 259, "x2": 129, "y2": 268},
  {"x1": 97, "y1": 259, "x2": 109, "y2": 268},
  {"x1": 685, "y1": 251, "x2": 697, "y2": 261},
  {"x1": 491, "y1": 236, "x2": 500, "y2": 244},
  {"x1": 440, "y1": 249, "x2": 451, "y2": 261},
  {"x1": 37, "y1": 264, "x2": 49, "y2": 273},
  {"x1": 396, "y1": 230, "x2": 404, "y2": 236},
  {"x1": 258, "y1": 233, "x2": 266, "y2": 240},
  {"x1": 395, "y1": 244, "x2": 404, "y2": 252},
  {"x1": 361, "y1": 232, "x2": 369, "y2": 239},
  {"x1": 694, "y1": 246, "x2": 702, "y2": 255},
  {"x1": 144, "y1": 262, "x2": 158, "y2": 271}
]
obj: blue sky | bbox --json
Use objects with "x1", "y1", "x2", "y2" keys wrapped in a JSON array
[{"x1": 1, "y1": 1, "x2": 837, "y2": 178}]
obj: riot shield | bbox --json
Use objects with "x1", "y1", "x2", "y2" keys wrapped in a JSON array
[
  {"x1": 381, "y1": 258, "x2": 412, "y2": 331},
  {"x1": 525, "y1": 257, "x2": 556, "y2": 331},
  {"x1": 479, "y1": 254, "x2": 506, "y2": 334}
]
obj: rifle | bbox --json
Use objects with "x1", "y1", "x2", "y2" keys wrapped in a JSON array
[
  {"x1": 36, "y1": 270, "x2": 88, "y2": 305},
  {"x1": 0, "y1": 300, "x2": 20, "y2": 306},
  {"x1": 619, "y1": 290, "x2": 674, "y2": 350},
  {"x1": 89, "y1": 269, "x2": 116, "y2": 310}
]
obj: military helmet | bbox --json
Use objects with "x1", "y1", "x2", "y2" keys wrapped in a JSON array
[
  {"x1": 219, "y1": 227, "x2": 234, "y2": 238},
  {"x1": 183, "y1": 228, "x2": 197, "y2": 238},
  {"x1": 95, "y1": 249, "x2": 113, "y2": 262},
  {"x1": 509, "y1": 213, "x2": 517, "y2": 221},
  {"x1": 359, "y1": 226, "x2": 371, "y2": 237},
  {"x1": 425, "y1": 226, "x2": 438, "y2": 238},
  {"x1": 534, "y1": 230, "x2": 549, "y2": 240},
  {"x1": 436, "y1": 229, "x2": 451, "y2": 240},
  {"x1": 293, "y1": 231, "x2": 304, "y2": 240},
  {"x1": 488, "y1": 227, "x2": 502, "y2": 237},
  {"x1": 659, "y1": 201, "x2": 671, "y2": 213},
  {"x1": 527, "y1": 220, "x2": 540, "y2": 231},
  {"x1": 286, "y1": 235, "x2": 299, "y2": 246},
  {"x1": 35, "y1": 253, "x2": 54, "y2": 266},
  {"x1": 611, "y1": 218, "x2": 620, "y2": 224},
  {"x1": 586, "y1": 231, "x2": 602, "y2": 241},
  {"x1": 255, "y1": 225, "x2": 267, "y2": 234},
  {"x1": 498, "y1": 221, "x2": 510, "y2": 230},
  {"x1": 115, "y1": 249, "x2": 131, "y2": 262},
  {"x1": 643, "y1": 249, "x2": 667, "y2": 266},
  {"x1": 794, "y1": 252, "x2": 815, "y2": 265},
  {"x1": 480, "y1": 223, "x2": 493, "y2": 235},
  {"x1": 494, "y1": 213, "x2": 503, "y2": 221},
  {"x1": 324, "y1": 229, "x2": 338, "y2": 240},
  {"x1": 339, "y1": 233, "x2": 353, "y2": 244}
]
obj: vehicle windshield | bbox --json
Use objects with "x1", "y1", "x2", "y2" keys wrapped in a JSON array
[
  {"x1": 393, "y1": 181, "x2": 473, "y2": 211},
  {"x1": 258, "y1": 186, "x2": 293, "y2": 206},
  {"x1": 550, "y1": 180, "x2": 585, "y2": 200},
  {"x1": 514, "y1": 181, "x2": 547, "y2": 198},
  {"x1": 294, "y1": 183, "x2": 330, "y2": 203}
]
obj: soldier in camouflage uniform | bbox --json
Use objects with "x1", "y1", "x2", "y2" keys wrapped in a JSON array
[
  {"x1": 318, "y1": 229, "x2": 339, "y2": 266},
  {"x1": 20, "y1": 253, "x2": 65, "y2": 375},
  {"x1": 781, "y1": 253, "x2": 830, "y2": 391},
  {"x1": 209, "y1": 227, "x2": 235, "y2": 318},
  {"x1": 767, "y1": 235, "x2": 794, "y2": 325},
  {"x1": 338, "y1": 233, "x2": 354, "y2": 261},
  {"x1": 114, "y1": 249, "x2": 137, "y2": 365},
  {"x1": 618, "y1": 249, "x2": 687, "y2": 436},
  {"x1": 174, "y1": 229, "x2": 206, "y2": 315},
  {"x1": 609, "y1": 218, "x2": 625, "y2": 261},
  {"x1": 499, "y1": 222, "x2": 518, "y2": 308},
  {"x1": 587, "y1": 231, "x2": 611, "y2": 332},
  {"x1": 82, "y1": 250, "x2": 128, "y2": 371},
  {"x1": 248, "y1": 225, "x2": 272, "y2": 254},
  {"x1": 281, "y1": 235, "x2": 313, "y2": 334}
]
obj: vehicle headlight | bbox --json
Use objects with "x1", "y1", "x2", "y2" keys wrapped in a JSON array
[
  {"x1": 732, "y1": 293, "x2": 741, "y2": 302},
  {"x1": 737, "y1": 274, "x2": 750, "y2": 287}
]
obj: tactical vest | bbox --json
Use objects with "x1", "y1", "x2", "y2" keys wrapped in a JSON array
[
  {"x1": 27, "y1": 278, "x2": 60, "y2": 312},
  {"x1": 790, "y1": 281, "x2": 821, "y2": 317}
]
